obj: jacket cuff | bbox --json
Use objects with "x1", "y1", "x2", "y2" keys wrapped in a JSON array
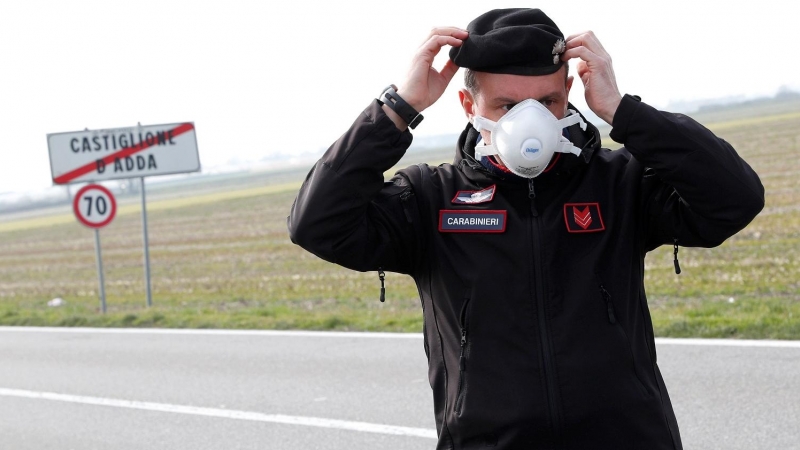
[
  {"x1": 364, "y1": 99, "x2": 413, "y2": 143},
  {"x1": 609, "y1": 94, "x2": 642, "y2": 144}
]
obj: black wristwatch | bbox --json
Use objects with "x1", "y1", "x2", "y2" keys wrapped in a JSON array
[{"x1": 378, "y1": 84, "x2": 424, "y2": 129}]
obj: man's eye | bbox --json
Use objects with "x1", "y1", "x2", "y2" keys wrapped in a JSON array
[
  {"x1": 541, "y1": 99, "x2": 556, "y2": 107},
  {"x1": 501, "y1": 103, "x2": 518, "y2": 111}
]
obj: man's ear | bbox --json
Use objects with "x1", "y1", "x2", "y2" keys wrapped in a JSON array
[{"x1": 459, "y1": 89, "x2": 476, "y2": 121}]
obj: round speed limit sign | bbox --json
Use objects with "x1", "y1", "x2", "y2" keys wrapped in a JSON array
[{"x1": 73, "y1": 184, "x2": 117, "y2": 229}]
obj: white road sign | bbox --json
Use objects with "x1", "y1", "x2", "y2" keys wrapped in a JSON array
[
  {"x1": 48, "y1": 122, "x2": 200, "y2": 184},
  {"x1": 73, "y1": 184, "x2": 117, "y2": 229}
]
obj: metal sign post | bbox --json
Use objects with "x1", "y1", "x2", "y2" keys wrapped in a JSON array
[
  {"x1": 140, "y1": 176, "x2": 152, "y2": 307},
  {"x1": 94, "y1": 229, "x2": 107, "y2": 313},
  {"x1": 73, "y1": 184, "x2": 117, "y2": 314}
]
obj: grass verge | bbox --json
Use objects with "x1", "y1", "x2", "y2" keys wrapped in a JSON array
[{"x1": 1, "y1": 113, "x2": 798, "y2": 338}]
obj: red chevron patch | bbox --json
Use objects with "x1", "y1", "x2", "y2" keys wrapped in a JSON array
[
  {"x1": 573, "y1": 206, "x2": 592, "y2": 229},
  {"x1": 564, "y1": 203, "x2": 605, "y2": 233}
]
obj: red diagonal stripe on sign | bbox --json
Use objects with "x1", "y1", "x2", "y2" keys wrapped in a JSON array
[
  {"x1": 53, "y1": 123, "x2": 195, "y2": 184},
  {"x1": 574, "y1": 206, "x2": 592, "y2": 229}
]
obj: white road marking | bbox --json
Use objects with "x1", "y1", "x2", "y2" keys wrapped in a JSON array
[
  {"x1": 0, "y1": 326, "x2": 422, "y2": 339},
  {"x1": 1, "y1": 327, "x2": 799, "y2": 348},
  {"x1": 0, "y1": 388, "x2": 437, "y2": 439},
  {"x1": 654, "y1": 337, "x2": 800, "y2": 348}
]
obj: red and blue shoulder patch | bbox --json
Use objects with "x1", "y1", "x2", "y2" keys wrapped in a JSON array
[{"x1": 451, "y1": 185, "x2": 496, "y2": 205}]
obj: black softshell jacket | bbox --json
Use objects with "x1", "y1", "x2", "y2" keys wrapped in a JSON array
[{"x1": 287, "y1": 94, "x2": 764, "y2": 450}]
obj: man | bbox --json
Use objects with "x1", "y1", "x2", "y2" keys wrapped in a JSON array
[{"x1": 288, "y1": 8, "x2": 764, "y2": 450}]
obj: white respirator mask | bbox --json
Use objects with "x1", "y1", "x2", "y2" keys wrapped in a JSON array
[{"x1": 472, "y1": 99, "x2": 587, "y2": 178}]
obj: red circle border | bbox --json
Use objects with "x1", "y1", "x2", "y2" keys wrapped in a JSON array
[{"x1": 72, "y1": 184, "x2": 118, "y2": 229}]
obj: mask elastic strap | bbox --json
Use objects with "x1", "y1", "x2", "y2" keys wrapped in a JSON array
[
  {"x1": 554, "y1": 110, "x2": 587, "y2": 156},
  {"x1": 556, "y1": 138, "x2": 583, "y2": 156},
  {"x1": 472, "y1": 115, "x2": 500, "y2": 159},
  {"x1": 472, "y1": 116, "x2": 496, "y2": 133},
  {"x1": 556, "y1": 110, "x2": 587, "y2": 131},
  {"x1": 474, "y1": 142, "x2": 499, "y2": 159}
]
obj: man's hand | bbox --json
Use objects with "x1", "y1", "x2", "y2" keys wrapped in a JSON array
[
  {"x1": 383, "y1": 27, "x2": 468, "y2": 131},
  {"x1": 561, "y1": 31, "x2": 622, "y2": 125}
]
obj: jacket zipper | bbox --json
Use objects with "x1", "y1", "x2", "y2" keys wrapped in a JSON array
[
  {"x1": 455, "y1": 296, "x2": 471, "y2": 415},
  {"x1": 377, "y1": 189, "x2": 415, "y2": 302},
  {"x1": 400, "y1": 189, "x2": 414, "y2": 222},
  {"x1": 673, "y1": 238, "x2": 681, "y2": 275},
  {"x1": 599, "y1": 284, "x2": 617, "y2": 324},
  {"x1": 528, "y1": 179, "x2": 539, "y2": 216},
  {"x1": 598, "y1": 280, "x2": 650, "y2": 397},
  {"x1": 528, "y1": 179, "x2": 562, "y2": 441}
]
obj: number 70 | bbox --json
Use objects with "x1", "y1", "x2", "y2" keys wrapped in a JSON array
[{"x1": 83, "y1": 195, "x2": 108, "y2": 216}]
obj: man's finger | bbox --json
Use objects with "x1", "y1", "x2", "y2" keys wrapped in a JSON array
[
  {"x1": 565, "y1": 31, "x2": 610, "y2": 60},
  {"x1": 415, "y1": 35, "x2": 465, "y2": 65},
  {"x1": 421, "y1": 27, "x2": 469, "y2": 46},
  {"x1": 439, "y1": 59, "x2": 460, "y2": 84},
  {"x1": 575, "y1": 60, "x2": 589, "y2": 81},
  {"x1": 560, "y1": 46, "x2": 606, "y2": 66},
  {"x1": 565, "y1": 30, "x2": 592, "y2": 42}
]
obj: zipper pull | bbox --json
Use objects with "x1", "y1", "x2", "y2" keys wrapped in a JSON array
[
  {"x1": 378, "y1": 268, "x2": 386, "y2": 302},
  {"x1": 599, "y1": 285, "x2": 616, "y2": 324},
  {"x1": 528, "y1": 179, "x2": 539, "y2": 217},
  {"x1": 673, "y1": 239, "x2": 682, "y2": 275}
]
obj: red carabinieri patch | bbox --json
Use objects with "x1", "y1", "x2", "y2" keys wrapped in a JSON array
[{"x1": 564, "y1": 203, "x2": 605, "y2": 233}]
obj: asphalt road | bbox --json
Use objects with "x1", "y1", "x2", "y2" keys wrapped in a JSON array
[{"x1": 0, "y1": 327, "x2": 798, "y2": 450}]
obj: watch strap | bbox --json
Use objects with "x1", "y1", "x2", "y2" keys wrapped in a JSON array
[{"x1": 379, "y1": 85, "x2": 424, "y2": 129}]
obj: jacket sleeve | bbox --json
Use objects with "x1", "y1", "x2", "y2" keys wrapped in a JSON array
[
  {"x1": 286, "y1": 100, "x2": 421, "y2": 274},
  {"x1": 609, "y1": 94, "x2": 765, "y2": 250}
]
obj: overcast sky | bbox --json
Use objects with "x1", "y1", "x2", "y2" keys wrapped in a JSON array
[{"x1": 1, "y1": 0, "x2": 798, "y2": 195}]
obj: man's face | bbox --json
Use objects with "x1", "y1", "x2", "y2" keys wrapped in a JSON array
[{"x1": 459, "y1": 65, "x2": 574, "y2": 146}]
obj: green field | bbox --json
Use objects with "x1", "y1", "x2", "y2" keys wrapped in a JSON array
[{"x1": 1, "y1": 112, "x2": 799, "y2": 338}]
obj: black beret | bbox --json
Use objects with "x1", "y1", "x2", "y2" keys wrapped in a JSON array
[{"x1": 449, "y1": 8, "x2": 566, "y2": 76}]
